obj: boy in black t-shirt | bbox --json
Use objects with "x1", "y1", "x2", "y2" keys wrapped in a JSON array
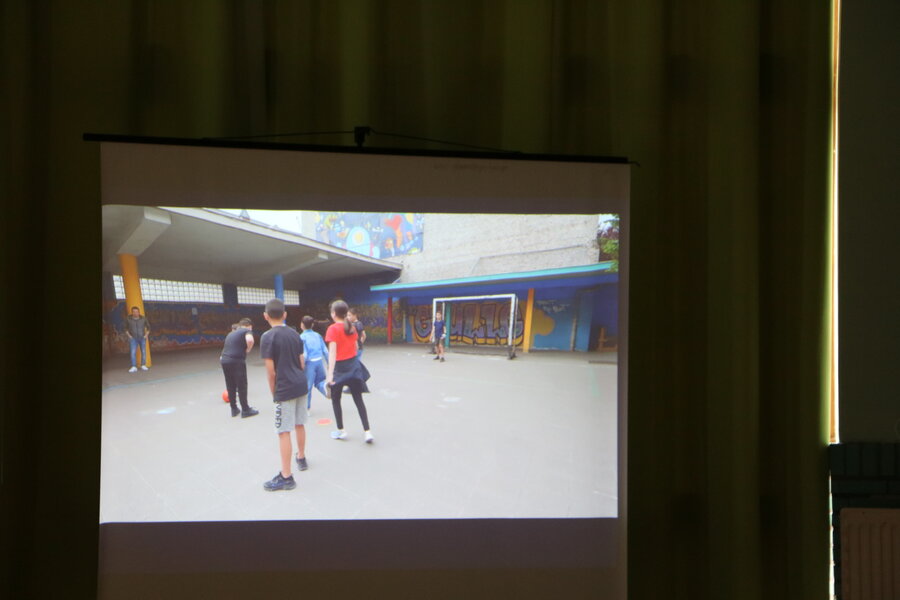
[
  {"x1": 219, "y1": 317, "x2": 259, "y2": 418},
  {"x1": 259, "y1": 299, "x2": 309, "y2": 492}
]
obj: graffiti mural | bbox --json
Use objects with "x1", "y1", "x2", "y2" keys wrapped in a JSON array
[
  {"x1": 408, "y1": 302, "x2": 524, "y2": 346},
  {"x1": 409, "y1": 305, "x2": 433, "y2": 343},
  {"x1": 103, "y1": 301, "x2": 269, "y2": 356},
  {"x1": 297, "y1": 296, "x2": 404, "y2": 344},
  {"x1": 197, "y1": 310, "x2": 236, "y2": 336},
  {"x1": 343, "y1": 301, "x2": 390, "y2": 344},
  {"x1": 314, "y1": 212, "x2": 424, "y2": 258},
  {"x1": 102, "y1": 300, "x2": 129, "y2": 357},
  {"x1": 392, "y1": 301, "x2": 404, "y2": 340},
  {"x1": 144, "y1": 305, "x2": 195, "y2": 334}
]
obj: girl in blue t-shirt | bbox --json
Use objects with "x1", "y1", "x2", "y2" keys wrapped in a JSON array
[{"x1": 299, "y1": 315, "x2": 330, "y2": 416}]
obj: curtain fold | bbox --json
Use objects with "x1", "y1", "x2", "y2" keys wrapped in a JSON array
[{"x1": 2, "y1": 1, "x2": 833, "y2": 598}]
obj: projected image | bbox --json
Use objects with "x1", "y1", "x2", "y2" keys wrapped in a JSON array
[{"x1": 100, "y1": 207, "x2": 619, "y2": 523}]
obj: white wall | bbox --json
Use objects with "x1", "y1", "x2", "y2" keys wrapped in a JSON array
[
  {"x1": 387, "y1": 213, "x2": 600, "y2": 282},
  {"x1": 299, "y1": 211, "x2": 603, "y2": 282}
]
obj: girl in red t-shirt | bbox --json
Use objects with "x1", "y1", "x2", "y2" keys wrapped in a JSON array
[{"x1": 325, "y1": 300, "x2": 373, "y2": 442}]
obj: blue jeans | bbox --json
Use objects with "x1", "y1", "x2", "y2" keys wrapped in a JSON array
[
  {"x1": 305, "y1": 359, "x2": 328, "y2": 409},
  {"x1": 129, "y1": 336, "x2": 147, "y2": 367}
]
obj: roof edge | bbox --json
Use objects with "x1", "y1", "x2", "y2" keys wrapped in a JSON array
[{"x1": 370, "y1": 262, "x2": 616, "y2": 292}]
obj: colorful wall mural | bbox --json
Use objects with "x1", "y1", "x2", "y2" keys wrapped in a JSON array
[
  {"x1": 295, "y1": 299, "x2": 398, "y2": 345},
  {"x1": 103, "y1": 301, "x2": 274, "y2": 357},
  {"x1": 294, "y1": 275, "x2": 404, "y2": 345},
  {"x1": 403, "y1": 284, "x2": 617, "y2": 352},
  {"x1": 531, "y1": 298, "x2": 574, "y2": 350},
  {"x1": 314, "y1": 212, "x2": 424, "y2": 258},
  {"x1": 407, "y1": 302, "x2": 525, "y2": 346}
]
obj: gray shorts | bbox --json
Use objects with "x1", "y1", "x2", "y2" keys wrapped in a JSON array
[{"x1": 274, "y1": 397, "x2": 307, "y2": 433}]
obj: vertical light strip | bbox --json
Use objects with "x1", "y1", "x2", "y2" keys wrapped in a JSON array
[
  {"x1": 830, "y1": 0, "x2": 841, "y2": 444},
  {"x1": 829, "y1": 3, "x2": 841, "y2": 594}
]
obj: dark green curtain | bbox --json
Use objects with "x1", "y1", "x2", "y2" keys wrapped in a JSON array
[{"x1": 2, "y1": 1, "x2": 832, "y2": 598}]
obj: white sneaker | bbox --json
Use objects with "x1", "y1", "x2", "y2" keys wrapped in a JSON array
[
  {"x1": 330, "y1": 430, "x2": 347, "y2": 440},
  {"x1": 364, "y1": 431, "x2": 374, "y2": 444},
  {"x1": 141, "y1": 365, "x2": 149, "y2": 371},
  {"x1": 307, "y1": 409, "x2": 312, "y2": 417},
  {"x1": 128, "y1": 366, "x2": 138, "y2": 373}
]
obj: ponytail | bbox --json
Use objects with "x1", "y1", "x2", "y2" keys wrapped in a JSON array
[{"x1": 330, "y1": 299, "x2": 353, "y2": 334}]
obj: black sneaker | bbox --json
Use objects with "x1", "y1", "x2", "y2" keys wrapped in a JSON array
[
  {"x1": 440, "y1": 357, "x2": 445, "y2": 362},
  {"x1": 241, "y1": 407, "x2": 259, "y2": 418},
  {"x1": 295, "y1": 456, "x2": 308, "y2": 471},
  {"x1": 263, "y1": 472, "x2": 296, "y2": 491},
  {"x1": 231, "y1": 405, "x2": 240, "y2": 417},
  {"x1": 433, "y1": 356, "x2": 440, "y2": 360}
]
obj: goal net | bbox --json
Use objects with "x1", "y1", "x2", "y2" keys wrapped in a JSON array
[{"x1": 431, "y1": 293, "x2": 520, "y2": 359}]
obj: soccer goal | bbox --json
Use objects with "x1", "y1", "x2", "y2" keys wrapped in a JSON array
[{"x1": 432, "y1": 293, "x2": 519, "y2": 359}]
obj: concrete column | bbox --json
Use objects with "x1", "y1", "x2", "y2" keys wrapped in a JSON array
[
  {"x1": 222, "y1": 283, "x2": 238, "y2": 306},
  {"x1": 522, "y1": 288, "x2": 536, "y2": 352},
  {"x1": 118, "y1": 253, "x2": 151, "y2": 367},
  {"x1": 387, "y1": 296, "x2": 393, "y2": 344}
]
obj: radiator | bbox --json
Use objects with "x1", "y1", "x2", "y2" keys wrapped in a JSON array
[{"x1": 840, "y1": 508, "x2": 900, "y2": 599}]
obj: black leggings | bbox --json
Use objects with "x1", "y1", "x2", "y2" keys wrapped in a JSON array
[{"x1": 331, "y1": 378, "x2": 369, "y2": 431}]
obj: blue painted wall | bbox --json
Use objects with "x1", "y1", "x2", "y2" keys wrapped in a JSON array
[
  {"x1": 102, "y1": 272, "x2": 618, "y2": 355},
  {"x1": 575, "y1": 291, "x2": 594, "y2": 351},
  {"x1": 531, "y1": 287, "x2": 577, "y2": 350},
  {"x1": 390, "y1": 276, "x2": 618, "y2": 352},
  {"x1": 293, "y1": 274, "x2": 402, "y2": 344},
  {"x1": 591, "y1": 283, "x2": 618, "y2": 349}
]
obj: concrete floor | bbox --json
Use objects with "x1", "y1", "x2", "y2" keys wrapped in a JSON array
[{"x1": 100, "y1": 344, "x2": 618, "y2": 523}]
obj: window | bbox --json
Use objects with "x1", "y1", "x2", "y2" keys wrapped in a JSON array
[
  {"x1": 237, "y1": 286, "x2": 299, "y2": 305},
  {"x1": 112, "y1": 275, "x2": 224, "y2": 304}
]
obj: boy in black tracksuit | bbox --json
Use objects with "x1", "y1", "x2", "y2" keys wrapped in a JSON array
[{"x1": 219, "y1": 317, "x2": 259, "y2": 418}]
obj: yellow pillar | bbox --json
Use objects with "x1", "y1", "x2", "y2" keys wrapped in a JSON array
[
  {"x1": 522, "y1": 288, "x2": 536, "y2": 353},
  {"x1": 118, "y1": 253, "x2": 151, "y2": 367}
]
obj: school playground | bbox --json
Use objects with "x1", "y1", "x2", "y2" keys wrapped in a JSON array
[{"x1": 99, "y1": 343, "x2": 618, "y2": 523}]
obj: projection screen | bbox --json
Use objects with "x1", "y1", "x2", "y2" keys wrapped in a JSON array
[{"x1": 93, "y1": 135, "x2": 630, "y2": 597}]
